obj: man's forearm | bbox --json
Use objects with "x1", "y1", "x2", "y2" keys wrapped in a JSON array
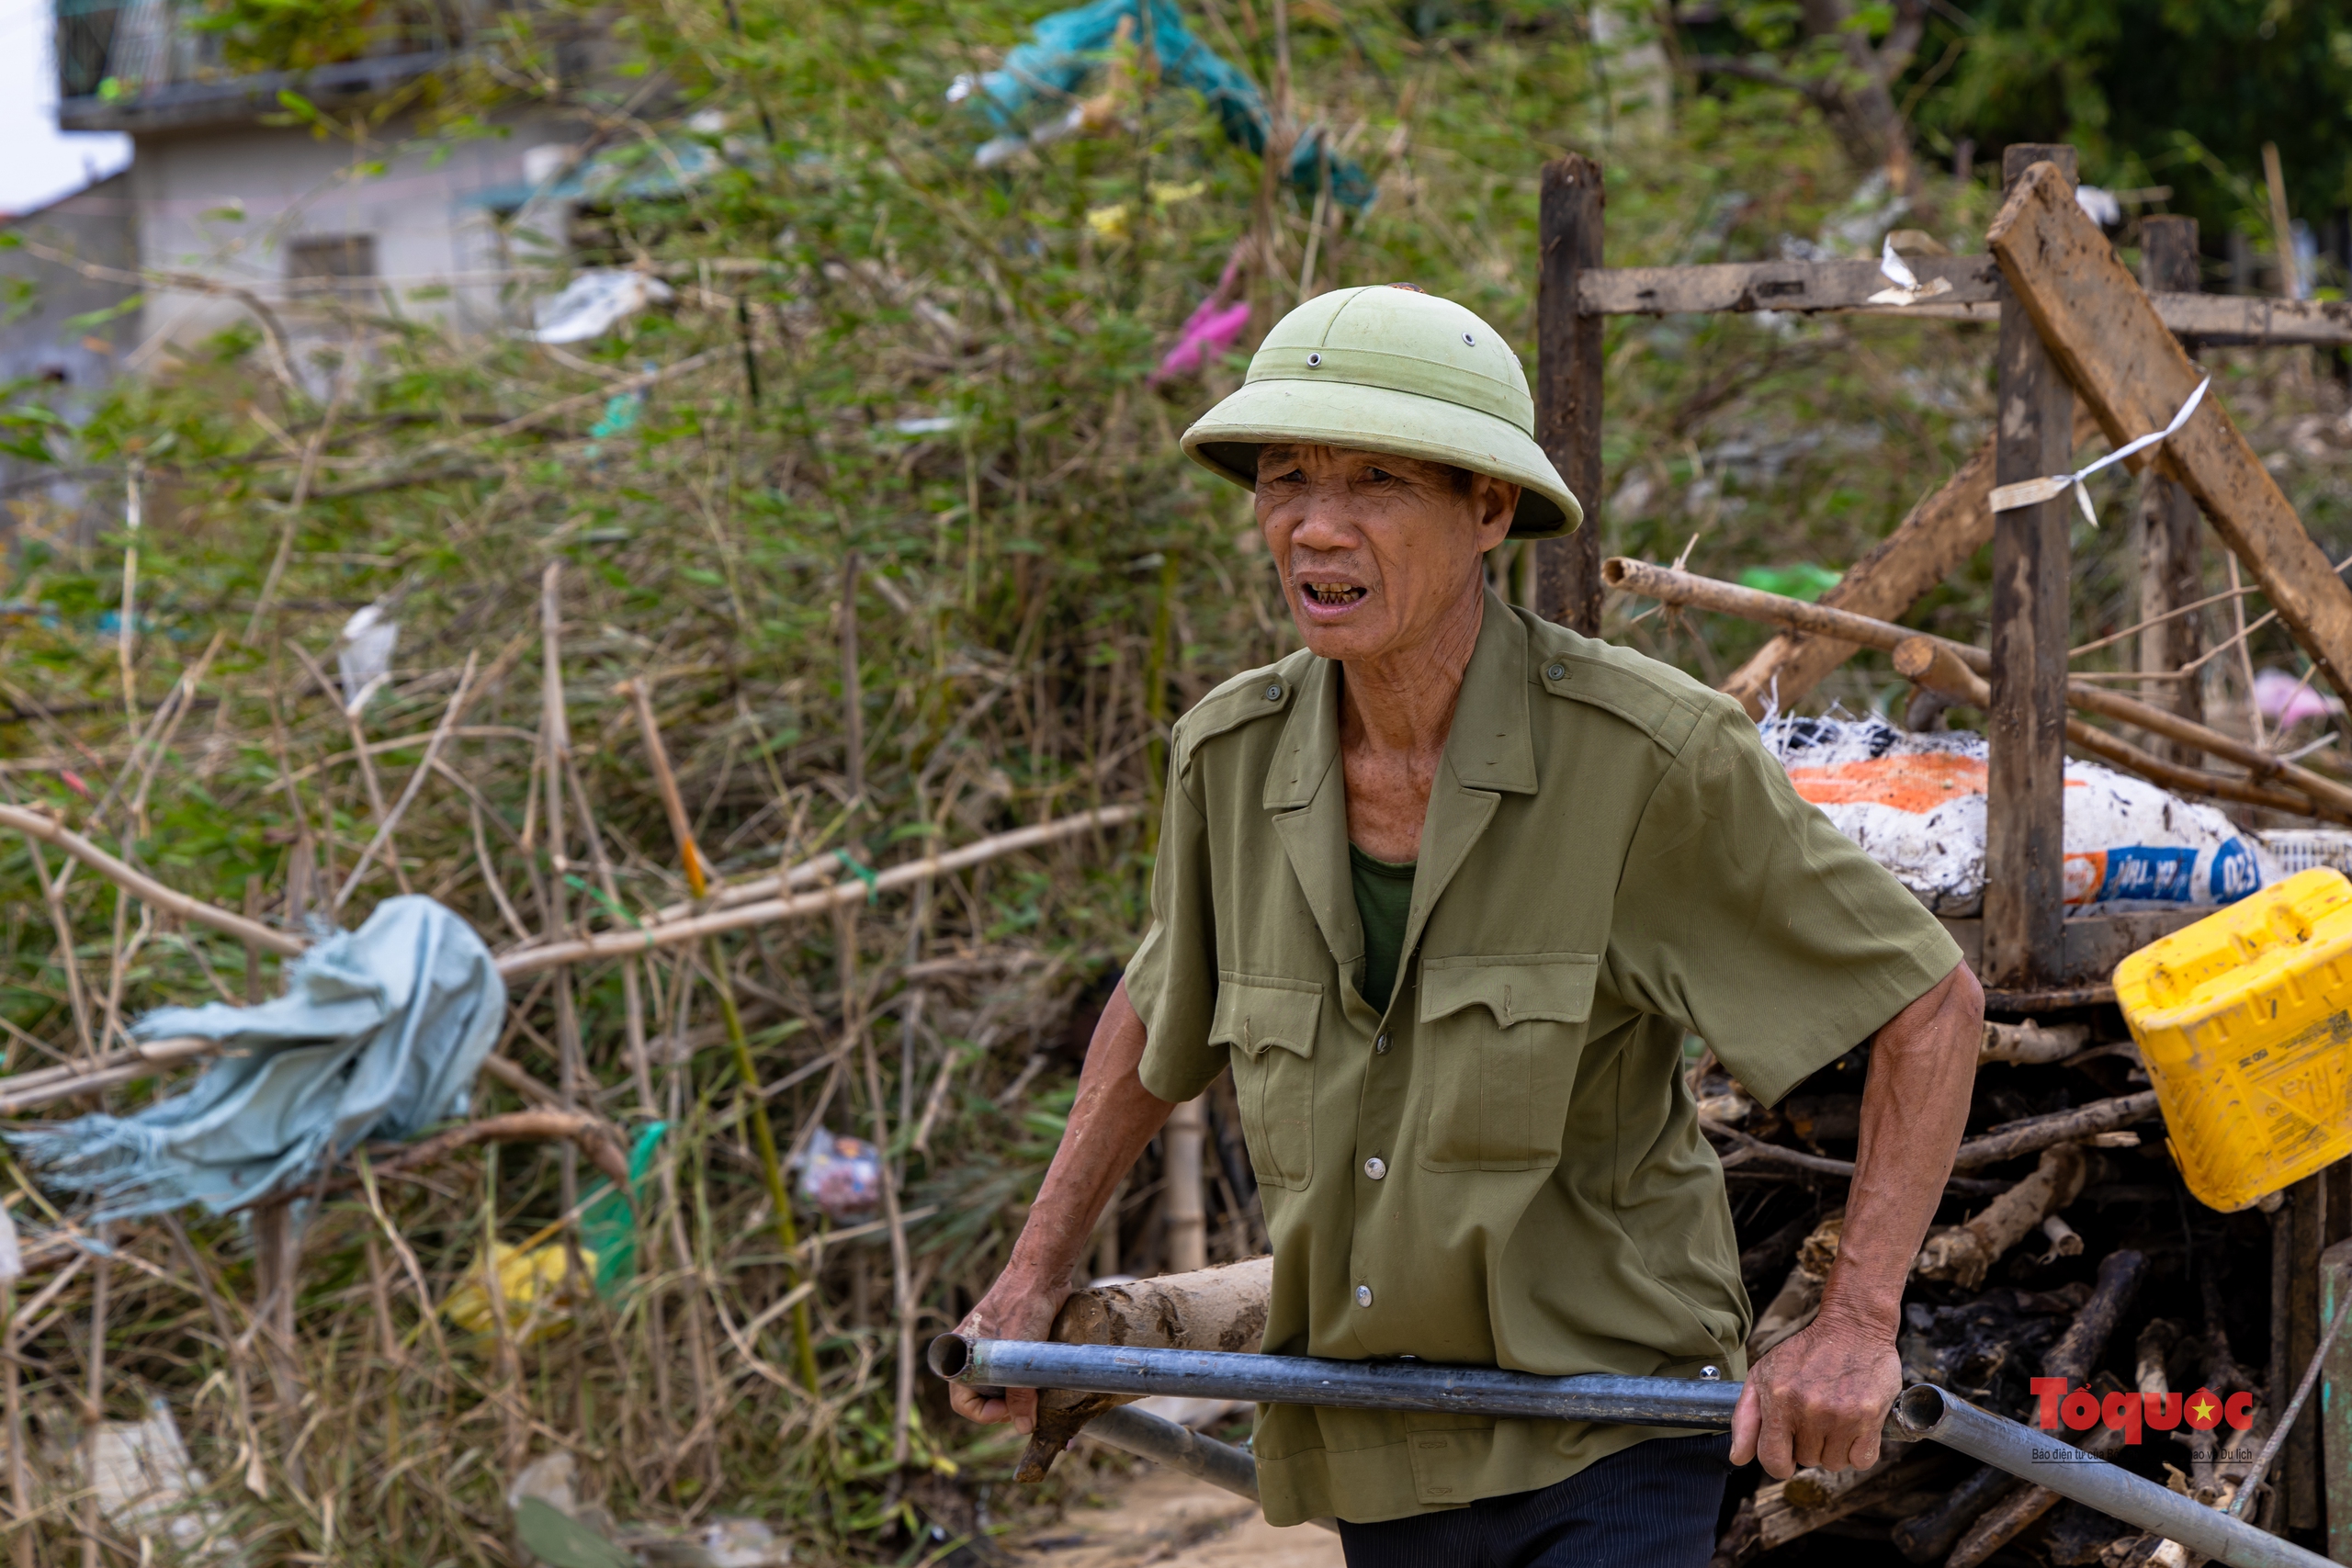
[
  {"x1": 1818, "y1": 962, "x2": 1984, "y2": 1331},
  {"x1": 1001, "y1": 979, "x2": 1175, "y2": 1290}
]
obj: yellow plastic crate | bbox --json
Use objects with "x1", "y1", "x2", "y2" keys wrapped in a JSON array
[{"x1": 2114, "y1": 867, "x2": 2352, "y2": 1213}]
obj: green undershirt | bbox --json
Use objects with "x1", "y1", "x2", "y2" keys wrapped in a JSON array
[{"x1": 1348, "y1": 844, "x2": 1417, "y2": 1013}]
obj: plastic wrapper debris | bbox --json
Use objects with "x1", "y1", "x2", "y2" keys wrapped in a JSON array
[
  {"x1": 797, "y1": 1126, "x2": 882, "y2": 1223},
  {"x1": 1764, "y1": 716, "x2": 2276, "y2": 918},
  {"x1": 445, "y1": 1124, "x2": 664, "y2": 1341},
  {"x1": 508, "y1": 1450, "x2": 789, "y2": 1568},
  {"x1": 85, "y1": 1397, "x2": 241, "y2": 1564},
  {"x1": 334, "y1": 600, "x2": 399, "y2": 716},
  {"x1": 11, "y1": 896, "x2": 504, "y2": 1221},
  {"x1": 2254, "y1": 666, "x2": 2343, "y2": 727},
  {"x1": 951, "y1": 0, "x2": 1374, "y2": 211},
  {"x1": 530, "y1": 269, "x2": 675, "y2": 345}
]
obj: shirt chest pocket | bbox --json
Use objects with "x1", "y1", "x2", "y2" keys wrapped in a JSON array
[
  {"x1": 1210, "y1": 975, "x2": 1321, "y2": 1192},
  {"x1": 1416, "y1": 953, "x2": 1597, "y2": 1173}
]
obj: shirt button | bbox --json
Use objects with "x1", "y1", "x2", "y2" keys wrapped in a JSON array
[
  {"x1": 1364, "y1": 1156, "x2": 1387, "y2": 1180},
  {"x1": 1545, "y1": 661, "x2": 1566, "y2": 681},
  {"x1": 1355, "y1": 1284, "x2": 1374, "y2": 1308},
  {"x1": 1374, "y1": 1032, "x2": 1390, "y2": 1054},
  {"x1": 1264, "y1": 682, "x2": 1283, "y2": 701}
]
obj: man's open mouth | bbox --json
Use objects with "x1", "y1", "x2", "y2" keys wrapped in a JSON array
[{"x1": 1301, "y1": 582, "x2": 1367, "y2": 606}]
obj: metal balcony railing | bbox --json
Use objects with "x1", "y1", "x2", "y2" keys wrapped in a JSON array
[{"x1": 54, "y1": 0, "x2": 481, "y2": 131}]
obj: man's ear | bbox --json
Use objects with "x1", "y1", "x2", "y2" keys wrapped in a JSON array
[{"x1": 1474, "y1": 475, "x2": 1521, "y2": 548}]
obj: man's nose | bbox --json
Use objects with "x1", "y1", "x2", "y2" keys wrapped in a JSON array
[{"x1": 1289, "y1": 483, "x2": 1362, "y2": 551}]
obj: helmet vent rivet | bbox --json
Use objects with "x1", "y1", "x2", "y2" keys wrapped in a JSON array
[
  {"x1": 1306, "y1": 352, "x2": 1322, "y2": 367},
  {"x1": 1463, "y1": 333, "x2": 1476, "y2": 345}
]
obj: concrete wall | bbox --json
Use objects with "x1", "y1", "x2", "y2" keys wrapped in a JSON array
[
  {"x1": 124, "y1": 108, "x2": 577, "y2": 362},
  {"x1": 0, "y1": 171, "x2": 139, "y2": 533}
]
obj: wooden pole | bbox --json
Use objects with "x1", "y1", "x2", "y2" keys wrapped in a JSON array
[
  {"x1": 1161, "y1": 1095, "x2": 1209, "y2": 1275},
  {"x1": 1536, "y1": 154, "x2": 1604, "y2": 636},
  {"x1": 1984, "y1": 143, "x2": 2077, "y2": 990},
  {"x1": 2137, "y1": 216, "x2": 2205, "y2": 765}
]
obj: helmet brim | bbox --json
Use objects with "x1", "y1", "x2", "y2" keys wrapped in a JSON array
[{"x1": 1181, "y1": 378, "x2": 1583, "y2": 540}]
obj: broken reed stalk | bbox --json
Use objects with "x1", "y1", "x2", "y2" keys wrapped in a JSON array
[
  {"x1": 334, "y1": 649, "x2": 480, "y2": 911},
  {"x1": 1602, "y1": 558, "x2": 2352, "y2": 820},
  {"x1": 539, "y1": 566, "x2": 583, "y2": 1226},
  {"x1": 622, "y1": 676, "x2": 820, "y2": 1394}
]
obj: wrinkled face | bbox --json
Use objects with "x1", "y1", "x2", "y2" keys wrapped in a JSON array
[{"x1": 1256, "y1": 443, "x2": 1518, "y2": 665}]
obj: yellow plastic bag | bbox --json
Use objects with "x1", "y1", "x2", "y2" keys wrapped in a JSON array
[{"x1": 444, "y1": 1238, "x2": 602, "y2": 1343}]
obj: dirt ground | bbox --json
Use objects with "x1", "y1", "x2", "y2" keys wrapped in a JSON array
[{"x1": 1006, "y1": 1462, "x2": 1344, "y2": 1567}]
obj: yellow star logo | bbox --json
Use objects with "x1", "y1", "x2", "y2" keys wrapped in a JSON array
[{"x1": 2191, "y1": 1395, "x2": 2218, "y2": 1424}]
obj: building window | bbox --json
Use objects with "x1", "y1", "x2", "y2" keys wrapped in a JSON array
[{"x1": 285, "y1": 234, "x2": 378, "y2": 301}]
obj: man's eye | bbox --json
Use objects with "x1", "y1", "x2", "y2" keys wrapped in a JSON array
[
  {"x1": 1364, "y1": 468, "x2": 1397, "y2": 483},
  {"x1": 1268, "y1": 468, "x2": 1306, "y2": 484}
]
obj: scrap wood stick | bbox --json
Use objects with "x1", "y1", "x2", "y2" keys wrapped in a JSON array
[
  {"x1": 318, "y1": 1110, "x2": 629, "y2": 1192},
  {"x1": 498, "y1": 803, "x2": 1148, "y2": 977},
  {"x1": 0, "y1": 806, "x2": 302, "y2": 956},
  {"x1": 0, "y1": 807, "x2": 1153, "y2": 1112},
  {"x1": 1607, "y1": 557, "x2": 2352, "y2": 819},
  {"x1": 1892, "y1": 637, "x2": 2344, "y2": 820},
  {"x1": 619, "y1": 675, "x2": 821, "y2": 1395}
]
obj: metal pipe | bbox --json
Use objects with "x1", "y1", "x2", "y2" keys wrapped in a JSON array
[
  {"x1": 933, "y1": 1339, "x2": 2333, "y2": 1568},
  {"x1": 1890, "y1": 1385, "x2": 2333, "y2": 1568},
  {"x1": 1083, "y1": 1405, "x2": 1261, "y2": 1503},
  {"x1": 928, "y1": 1336, "x2": 1743, "y2": 1427}
]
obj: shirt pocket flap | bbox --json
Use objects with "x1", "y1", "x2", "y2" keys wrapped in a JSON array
[
  {"x1": 1419, "y1": 953, "x2": 1599, "y2": 1028},
  {"x1": 1209, "y1": 975, "x2": 1322, "y2": 1060}
]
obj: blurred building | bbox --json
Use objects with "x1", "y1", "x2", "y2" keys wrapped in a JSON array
[
  {"x1": 43, "y1": 0, "x2": 599, "y2": 364},
  {"x1": 0, "y1": 170, "x2": 137, "y2": 531}
]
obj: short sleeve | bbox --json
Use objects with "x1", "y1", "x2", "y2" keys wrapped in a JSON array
[
  {"x1": 1604, "y1": 704, "x2": 1963, "y2": 1105},
  {"x1": 1129, "y1": 761, "x2": 1227, "y2": 1103}
]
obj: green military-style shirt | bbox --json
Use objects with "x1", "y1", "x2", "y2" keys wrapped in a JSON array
[{"x1": 1126, "y1": 593, "x2": 1962, "y2": 1527}]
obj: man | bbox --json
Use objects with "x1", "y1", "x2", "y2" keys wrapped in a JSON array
[{"x1": 952, "y1": 284, "x2": 1983, "y2": 1565}]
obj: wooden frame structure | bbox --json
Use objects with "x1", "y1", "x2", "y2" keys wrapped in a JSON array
[
  {"x1": 1534, "y1": 145, "x2": 2352, "y2": 1543},
  {"x1": 1534, "y1": 144, "x2": 2352, "y2": 997}
]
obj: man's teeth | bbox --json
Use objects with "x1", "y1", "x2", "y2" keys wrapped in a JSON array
[{"x1": 1304, "y1": 583, "x2": 1365, "y2": 604}]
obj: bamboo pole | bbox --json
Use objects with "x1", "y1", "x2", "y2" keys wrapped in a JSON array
[
  {"x1": 1604, "y1": 558, "x2": 2352, "y2": 820},
  {"x1": 1891, "y1": 637, "x2": 2335, "y2": 819}
]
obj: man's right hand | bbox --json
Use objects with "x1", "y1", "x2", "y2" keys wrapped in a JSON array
[
  {"x1": 946, "y1": 1273, "x2": 1072, "y2": 1433},
  {"x1": 944, "y1": 981, "x2": 1173, "y2": 1434}
]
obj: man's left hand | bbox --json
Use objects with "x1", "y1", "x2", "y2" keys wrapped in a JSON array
[{"x1": 1727, "y1": 1308, "x2": 1902, "y2": 1479}]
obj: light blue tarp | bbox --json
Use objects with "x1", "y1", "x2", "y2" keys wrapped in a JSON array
[
  {"x1": 12, "y1": 896, "x2": 505, "y2": 1222},
  {"x1": 965, "y1": 0, "x2": 1375, "y2": 211}
]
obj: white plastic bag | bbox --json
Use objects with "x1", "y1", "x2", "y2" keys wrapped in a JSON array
[{"x1": 1764, "y1": 716, "x2": 2275, "y2": 918}]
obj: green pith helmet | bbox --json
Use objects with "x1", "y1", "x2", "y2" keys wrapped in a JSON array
[{"x1": 1180, "y1": 285, "x2": 1583, "y2": 539}]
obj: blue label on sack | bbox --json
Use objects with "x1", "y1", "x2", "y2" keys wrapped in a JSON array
[
  {"x1": 2211, "y1": 839, "x2": 2262, "y2": 903},
  {"x1": 2098, "y1": 846, "x2": 2198, "y2": 903}
]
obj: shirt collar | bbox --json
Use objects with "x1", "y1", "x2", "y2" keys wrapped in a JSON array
[{"x1": 1260, "y1": 587, "x2": 1537, "y2": 812}]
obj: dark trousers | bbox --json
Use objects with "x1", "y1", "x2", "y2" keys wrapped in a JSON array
[{"x1": 1337, "y1": 1432, "x2": 1734, "y2": 1568}]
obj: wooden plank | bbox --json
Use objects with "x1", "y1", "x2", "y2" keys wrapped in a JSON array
[
  {"x1": 1721, "y1": 435, "x2": 1995, "y2": 717},
  {"x1": 1938, "y1": 909, "x2": 2205, "y2": 986},
  {"x1": 2137, "y1": 217, "x2": 2205, "y2": 766},
  {"x1": 1983, "y1": 144, "x2": 2077, "y2": 991},
  {"x1": 2320, "y1": 1235, "x2": 2352, "y2": 1562},
  {"x1": 1536, "y1": 154, "x2": 1604, "y2": 637},
  {"x1": 1722, "y1": 408, "x2": 2106, "y2": 718},
  {"x1": 1577, "y1": 254, "x2": 2001, "y2": 315},
  {"x1": 1988, "y1": 159, "x2": 2352, "y2": 710},
  {"x1": 1576, "y1": 252, "x2": 2352, "y2": 344},
  {"x1": 2151, "y1": 292, "x2": 2352, "y2": 346},
  {"x1": 2288, "y1": 1172, "x2": 2329, "y2": 1529}
]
